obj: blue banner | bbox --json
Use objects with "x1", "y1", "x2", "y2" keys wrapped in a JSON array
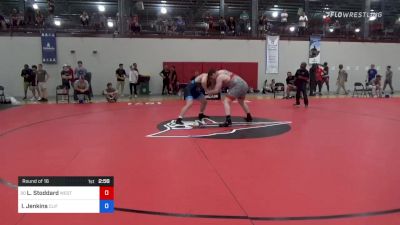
[
  {"x1": 41, "y1": 32, "x2": 57, "y2": 64},
  {"x1": 309, "y1": 35, "x2": 321, "y2": 64}
]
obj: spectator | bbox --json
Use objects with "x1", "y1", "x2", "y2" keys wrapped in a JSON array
[
  {"x1": 129, "y1": 15, "x2": 141, "y2": 34},
  {"x1": 280, "y1": 10, "x2": 288, "y2": 33},
  {"x1": 61, "y1": 64, "x2": 72, "y2": 100},
  {"x1": 36, "y1": 64, "x2": 50, "y2": 102},
  {"x1": 206, "y1": 13, "x2": 214, "y2": 31},
  {"x1": 239, "y1": 11, "x2": 249, "y2": 35},
  {"x1": 322, "y1": 62, "x2": 330, "y2": 93},
  {"x1": 315, "y1": 64, "x2": 325, "y2": 95},
  {"x1": 160, "y1": 65, "x2": 170, "y2": 95},
  {"x1": 129, "y1": 63, "x2": 139, "y2": 98},
  {"x1": 84, "y1": 71, "x2": 93, "y2": 99},
  {"x1": 345, "y1": 22, "x2": 353, "y2": 38},
  {"x1": 334, "y1": 20, "x2": 341, "y2": 35},
  {"x1": 367, "y1": 64, "x2": 377, "y2": 84},
  {"x1": 21, "y1": 64, "x2": 33, "y2": 100},
  {"x1": 92, "y1": 12, "x2": 105, "y2": 29},
  {"x1": 383, "y1": 65, "x2": 394, "y2": 94},
  {"x1": 298, "y1": 12, "x2": 308, "y2": 36},
  {"x1": 218, "y1": 16, "x2": 227, "y2": 34},
  {"x1": 30, "y1": 65, "x2": 39, "y2": 101},
  {"x1": 74, "y1": 76, "x2": 90, "y2": 103},
  {"x1": 309, "y1": 64, "x2": 317, "y2": 96},
  {"x1": 227, "y1": 17, "x2": 236, "y2": 35},
  {"x1": 47, "y1": 0, "x2": 55, "y2": 15},
  {"x1": 336, "y1": 64, "x2": 348, "y2": 95},
  {"x1": 0, "y1": 13, "x2": 6, "y2": 30},
  {"x1": 115, "y1": 63, "x2": 127, "y2": 97},
  {"x1": 285, "y1": 72, "x2": 296, "y2": 99},
  {"x1": 103, "y1": 83, "x2": 118, "y2": 103},
  {"x1": 370, "y1": 75, "x2": 382, "y2": 98},
  {"x1": 294, "y1": 62, "x2": 309, "y2": 107},
  {"x1": 116, "y1": 12, "x2": 120, "y2": 30},
  {"x1": 80, "y1": 11, "x2": 89, "y2": 26},
  {"x1": 322, "y1": 16, "x2": 332, "y2": 37},
  {"x1": 262, "y1": 79, "x2": 275, "y2": 93},
  {"x1": 258, "y1": 15, "x2": 266, "y2": 36},
  {"x1": 281, "y1": 9, "x2": 288, "y2": 23},
  {"x1": 262, "y1": 78, "x2": 268, "y2": 94},
  {"x1": 67, "y1": 65, "x2": 75, "y2": 90},
  {"x1": 166, "y1": 19, "x2": 174, "y2": 34},
  {"x1": 176, "y1": 16, "x2": 185, "y2": 33},
  {"x1": 169, "y1": 66, "x2": 178, "y2": 94},
  {"x1": 99, "y1": 13, "x2": 106, "y2": 28},
  {"x1": 25, "y1": 0, "x2": 35, "y2": 26},
  {"x1": 269, "y1": 79, "x2": 276, "y2": 92},
  {"x1": 35, "y1": 10, "x2": 44, "y2": 27},
  {"x1": 74, "y1": 61, "x2": 87, "y2": 79},
  {"x1": 10, "y1": 9, "x2": 21, "y2": 28},
  {"x1": 74, "y1": 61, "x2": 87, "y2": 100}
]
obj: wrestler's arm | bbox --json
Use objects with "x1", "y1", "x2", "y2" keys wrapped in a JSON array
[
  {"x1": 206, "y1": 76, "x2": 223, "y2": 95},
  {"x1": 200, "y1": 75, "x2": 208, "y2": 90}
]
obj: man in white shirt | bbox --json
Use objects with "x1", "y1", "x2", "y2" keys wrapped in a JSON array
[
  {"x1": 36, "y1": 64, "x2": 50, "y2": 102},
  {"x1": 74, "y1": 76, "x2": 90, "y2": 103},
  {"x1": 383, "y1": 65, "x2": 394, "y2": 94},
  {"x1": 298, "y1": 12, "x2": 308, "y2": 36},
  {"x1": 336, "y1": 64, "x2": 348, "y2": 95},
  {"x1": 280, "y1": 10, "x2": 288, "y2": 33},
  {"x1": 129, "y1": 63, "x2": 139, "y2": 98},
  {"x1": 103, "y1": 83, "x2": 118, "y2": 103}
]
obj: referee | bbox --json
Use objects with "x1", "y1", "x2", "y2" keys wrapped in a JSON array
[{"x1": 294, "y1": 62, "x2": 310, "y2": 107}]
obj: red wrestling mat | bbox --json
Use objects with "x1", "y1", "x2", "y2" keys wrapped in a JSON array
[{"x1": 1, "y1": 98, "x2": 400, "y2": 225}]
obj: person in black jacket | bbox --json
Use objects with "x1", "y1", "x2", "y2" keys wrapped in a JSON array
[
  {"x1": 309, "y1": 64, "x2": 317, "y2": 96},
  {"x1": 21, "y1": 64, "x2": 33, "y2": 100},
  {"x1": 294, "y1": 62, "x2": 310, "y2": 107},
  {"x1": 160, "y1": 65, "x2": 170, "y2": 95}
]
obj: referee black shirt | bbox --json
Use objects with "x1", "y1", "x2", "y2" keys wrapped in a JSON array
[{"x1": 295, "y1": 68, "x2": 310, "y2": 86}]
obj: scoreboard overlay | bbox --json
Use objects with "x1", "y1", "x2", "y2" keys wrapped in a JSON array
[{"x1": 18, "y1": 176, "x2": 114, "y2": 213}]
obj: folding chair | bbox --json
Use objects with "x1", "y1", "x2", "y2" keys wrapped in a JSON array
[
  {"x1": 352, "y1": 82, "x2": 365, "y2": 97},
  {"x1": 0, "y1": 85, "x2": 5, "y2": 103},
  {"x1": 273, "y1": 83, "x2": 285, "y2": 99},
  {"x1": 56, "y1": 85, "x2": 70, "y2": 103}
]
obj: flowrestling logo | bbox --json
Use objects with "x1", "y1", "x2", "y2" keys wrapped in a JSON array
[
  {"x1": 326, "y1": 11, "x2": 382, "y2": 18},
  {"x1": 147, "y1": 117, "x2": 291, "y2": 139}
]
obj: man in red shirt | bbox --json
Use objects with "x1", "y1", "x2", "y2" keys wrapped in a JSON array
[
  {"x1": 316, "y1": 64, "x2": 325, "y2": 95},
  {"x1": 323, "y1": 16, "x2": 331, "y2": 37},
  {"x1": 67, "y1": 65, "x2": 75, "y2": 89},
  {"x1": 322, "y1": 62, "x2": 330, "y2": 93}
]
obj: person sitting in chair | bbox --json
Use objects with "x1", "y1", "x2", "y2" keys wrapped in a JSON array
[
  {"x1": 262, "y1": 79, "x2": 275, "y2": 94},
  {"x1": 262, "y1": 78, "x2": 268, "y2": 94},
  {"x1": 370, "y1": 75, "x2": 382, "y2": 98},
  {"x1": 285, "y1": 71, "x2": 296, "y2": 99},
  {"x1": 74, "y1": 76, "x2": 90, "y2": 103},
  {"x1": 269, "y1": 79, "x2": 276, "y2": 92},
  {"x1": 103, "y1": 83, "x2": 118, "y2": 103}
]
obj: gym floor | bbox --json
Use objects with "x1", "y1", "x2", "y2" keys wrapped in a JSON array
[{"x1": 1, "y1": 95, "x2": 400, "y2": 225}]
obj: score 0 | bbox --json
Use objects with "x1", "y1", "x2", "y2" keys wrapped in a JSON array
[{"x1": 99, "y1": 186, "x2": 114, "y2": 213}]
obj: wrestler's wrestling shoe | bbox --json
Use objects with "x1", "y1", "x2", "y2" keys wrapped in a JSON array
[
  {"x1": 245, "y1": 113, "x2": 253, "y2": 122},
  {"x1": 219, "y1": 118, "x2": 232, "y2": 127},
  {"x1": 175, "y1": 118, "x2": 184, "y2": 125},
  {"x1": 198, "y1": 113, "x2": 210, "y2": 120}
]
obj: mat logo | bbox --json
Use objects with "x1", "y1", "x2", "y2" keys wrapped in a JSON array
[
  {"x1": 147, "y1": 117, "x2": 291, "y2": 139},
  {"x1": 128, "y1": 102, "x2": 162, "y2": 106}
]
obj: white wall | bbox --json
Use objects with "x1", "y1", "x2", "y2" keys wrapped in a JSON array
[{"x1": 0, "y1": 36, "x2": 399, "y2": 97}]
